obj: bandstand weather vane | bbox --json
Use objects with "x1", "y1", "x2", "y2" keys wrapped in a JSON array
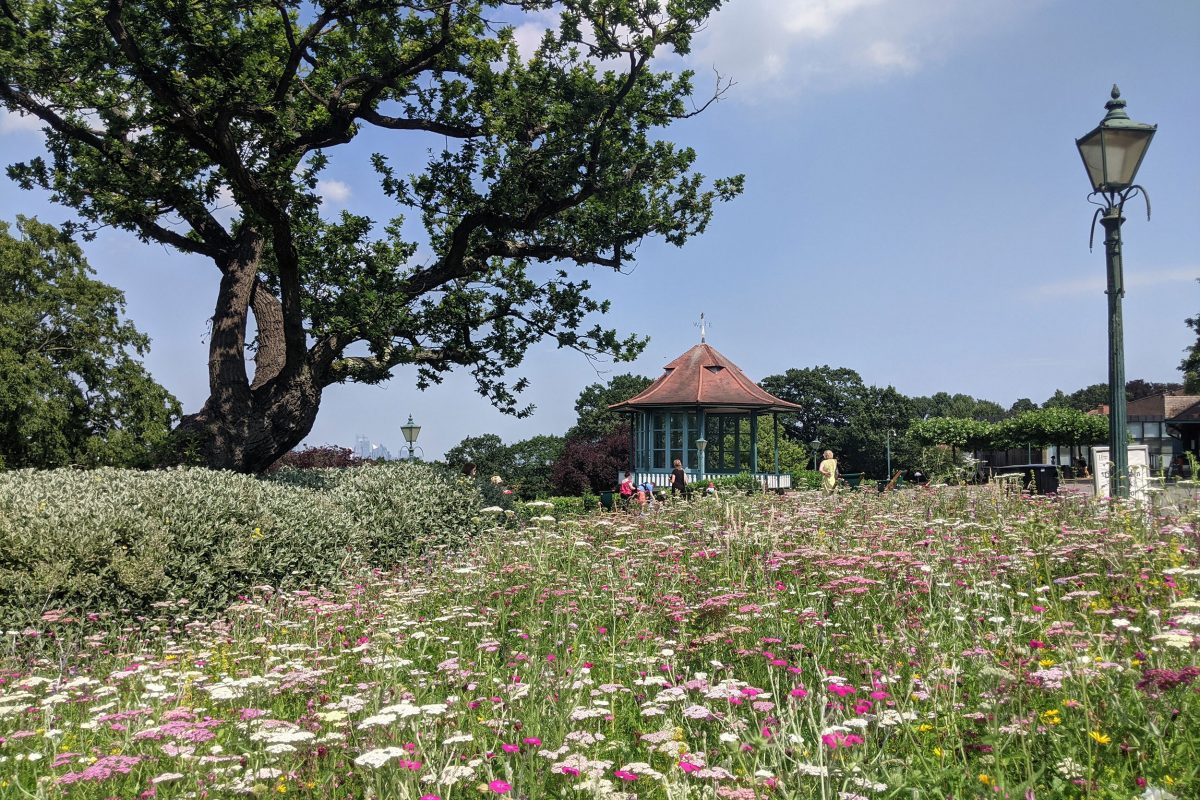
[{"x1": 695, "y1": 312, "x2": 710, "y2": 343}]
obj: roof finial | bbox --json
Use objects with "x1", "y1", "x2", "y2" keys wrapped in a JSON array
[{"x1": 696, "y1": 312, "x2": 709, "y2": 343}]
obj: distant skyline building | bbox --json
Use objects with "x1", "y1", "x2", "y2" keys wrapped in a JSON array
[{"x1": 354, "y1": 434, "x2": 393, "y2": 461}]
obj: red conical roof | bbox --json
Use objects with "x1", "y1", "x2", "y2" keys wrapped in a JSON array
[{"x1": 608, "y1": 343, "x2": 801, "y2": 413}]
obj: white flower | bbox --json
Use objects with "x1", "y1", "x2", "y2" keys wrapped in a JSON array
[
  {"x1": 356, "y1": 712, "x2": 397, "y2": 729},
  {"x1": 354, "y1": 747, "x2": 406, "y2": 768},
  {"x1": 1110, "y1": 618, "x2": 1131, "y2": 629}
]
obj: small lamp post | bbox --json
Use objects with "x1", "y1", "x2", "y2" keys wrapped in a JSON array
[
  {"x1": 1076, "y1": 85, "x2": 1155, "y2": 498},
  {"x1": 811, "y1": 439, "x2": 820, "y2": 472},
  {"x1": 400, "y1": 414, "x2": 422, "y2": 461},
  {"x1": 695, "y1": 437, "x2": 708, "y2": 479},
  {"x1": 886, "y1": 429, "x2": 895, "y2": 477}
]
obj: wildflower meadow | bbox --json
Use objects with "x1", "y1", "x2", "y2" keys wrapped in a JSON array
[{"x1": 2, "y1": 486, "x2": 1198, "y2": 799}]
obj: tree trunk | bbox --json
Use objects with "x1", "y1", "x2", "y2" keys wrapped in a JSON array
[
  {"x1": 171, "y1": 371, "x2": 323, "y2": 472},
  {"x1": 167, "y1": 229, "x2": 324, "y2": 473}
]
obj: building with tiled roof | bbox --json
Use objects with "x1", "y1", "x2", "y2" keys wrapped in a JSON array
[{"x1": 608, "y1": 341, "x2": 800, "y2": 489}]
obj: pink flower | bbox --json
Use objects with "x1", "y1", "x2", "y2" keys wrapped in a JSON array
[
  {"x1": 1029, "y1": 640, "x2": 1046, "y2": 649},
  {"x1": 561, "y1": 766, "x2": 580, "y2": 776},
  {"x1": 488, "y1": 779, "x2": 512, "y2": 794},
  {"x1": 680, "y1": 761, "x2": 702, "y2": 773},
  {"x1": 501, "y1": 743, "x2": 520, "y2": 754},
  {"x1": 789, "y1": 687, "x2": 809, "y2": 698},
  {"x1": 614, "y1": 770, "x2": 638, "y2": 781},
  {"x1": 522, "y1": 737, "x2": 541, "y2": 746},
  {"x1": 419, "y1": 795, "x2": 442, "y2": 800},
  {"x1": 546, "y1": 654, "x2": 556, "y2": 662},
  {"x1": 827, "y1": 684, "x2": 855, "y2": 697}
]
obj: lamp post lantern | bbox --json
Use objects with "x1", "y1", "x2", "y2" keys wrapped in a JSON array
[
  {"x1": 400, "y1": 414, "x2": 422, "y2": 461},
  {"x1": 1075, "y1": 85, "x2": 1155, "y2": 499},
  {"x1": 810, "y1": 440, "x2": 820, "y2": 472}
]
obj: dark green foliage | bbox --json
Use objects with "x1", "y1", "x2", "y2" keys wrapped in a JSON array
[
  {"x1": 760, "y1": 366, "x2": 914, "y2": 475},
  {"x1": 910, "y1": 392, "x2": 1004, "y2": 422},
  {"x1": 568, "y1": 373, "x2": 654, "y2": 441},
  {"x1": 1043, "y1": 379, "x2": 1182, "y2": 412},
  {"x1": 0, "y1": 464, "x2": 482, "y2": 623},
  {"x1": 445, "y1": 434, "x2": 510, "y2": 480},
  {"x1": 0, "y1": 0, "x2": 739, "y2": 472},
  {"x1": 0, "y1": 217, "x2": 180, "y2": 469}
]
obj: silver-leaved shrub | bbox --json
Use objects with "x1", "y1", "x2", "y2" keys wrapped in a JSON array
[{"x1": 0, "y1": 463, "x2": 481, "y2": 623}]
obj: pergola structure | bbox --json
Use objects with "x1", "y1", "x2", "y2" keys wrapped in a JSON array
[{"x1": 608, "y1": 341, "x2": 802, "y2": 489}]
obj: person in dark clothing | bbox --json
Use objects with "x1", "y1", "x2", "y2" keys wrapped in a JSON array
[{"x1": 671, "y1": 459, "x2": 688, "y2": 499}]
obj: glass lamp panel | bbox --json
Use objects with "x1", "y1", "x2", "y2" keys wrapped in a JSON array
[
  {"x1": 401, "y1": 424, "x2": 421, "y2": 443},
  {"x1": 1077, "y1": 129, "x2": 1106, "y2": 191},
  {"x1": 1101, "y1": 128, "x2": 1153, "y2": 187}
]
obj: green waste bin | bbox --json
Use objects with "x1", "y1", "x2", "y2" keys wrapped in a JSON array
[{"x1": 600, "y1": 490, "x2": 614, "y2": 511}]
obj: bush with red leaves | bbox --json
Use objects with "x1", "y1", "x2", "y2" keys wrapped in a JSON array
[
  {"x1": 267, "y1": 445, "x2": 365, "y2": 471},
  {"x1": 551, "y1": 431, "x2": 630, "y2": 496}
]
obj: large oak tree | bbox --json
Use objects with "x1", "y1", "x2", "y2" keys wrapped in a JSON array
[{"x1": 0, "y1": 0, "x2": 739, "y2": 472}]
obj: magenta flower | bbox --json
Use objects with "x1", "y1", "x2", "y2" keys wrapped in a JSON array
[
  {"x1": 522, "y1": 737, "x2": 542, "y2": 746},
  {"x1": 501, "y1": 743, "x2": 520, "y2": 754},
  {"x1": 680, "y1": 761, "x2": 702, "y2": 773},
  {"x1": 828, "y1": 684, "x2": 855, "y2": 697},
  {"x1": 614, "y1": 770, "x2": 638, "y2": 781},
  {"x1": 488, "y1": 779, "x2": 512, "y2": 794}
]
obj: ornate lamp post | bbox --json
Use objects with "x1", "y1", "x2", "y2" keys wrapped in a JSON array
[
  {"x1": 400, "y1": 414, "x2": 422, "y2": 461},
  {"x1": 695, "y1": 437, "x2": 708, "y2": 478},
  {"x1": 1075, "y1": 85, "x2": 1155, "y2": 498},
  {"x1": 810, "y1": 439, "x2": 820, "y2": 472}
]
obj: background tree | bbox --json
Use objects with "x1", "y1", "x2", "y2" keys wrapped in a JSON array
[
  {"x1": 1008, "y1": 397, "x2": 1038, "y2": 416},
  {"x1": 760, "y1": 366, "x2": 868, "y2": 445},
  {"x1": 0, "y1": 216, "x2": 179, "y2": 469},
  {"x1": 1183, "y1": 282, "x2": 1200, "y2": 392},
  {"x1": 760, "y1": 367, "x2": 914, "y2": 474},
  {"x1": 505, "y1": 434, "x2": 565, "y2": 499},
  {"x1": 0, "y1": 0, "x2": 739, "y2": 473},
  {"x1": 566, "y1": 373, "x2": 653, "y2": 441},
  {"x1": 443, "y1": 433, "x2": 509, "y2": 480},
  {"x1": 1044, "y1": 379, "x2": 1182, "y2": 412},
  {"x1": 1125, "y1": 379, "x2": 1183, "y2": 401},
  {"x1": 911, "y1": 392, "x2": 1003, "y2": 421}
]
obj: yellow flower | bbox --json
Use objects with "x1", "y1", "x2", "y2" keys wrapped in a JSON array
[
  {"x1": 1038, "y1": 658, "x2": 1056, "y2": 668},
  {"x1": 917, "y1": 723, "x2": 933, "y2": 732},
  {"x1": 1089, "y1": 730, "x2": 1111, "y2": 745},
  {"x1": 932, "y1": 747, "x2": 943, "y2": 757},
  {"x1": 978, "y1": 773, "x2": 991, "y2": 785},
  {"x1": 1040, "y1": 709, "x2": 1061, "y2": 725}
]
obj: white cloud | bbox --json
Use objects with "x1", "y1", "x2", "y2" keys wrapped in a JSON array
[
  {"x1": 318, "y1": 179, "x2": 352, "y2": 204},
  {"x1": 0, "y1": 109, "x2": 42, "y2": 134},
  {"x1": 687, "y1": 0, "x2": 1045, "y2": 100},
  {"x1": 1028, "y1": 267, "x2": 1198, "y2": 300}
]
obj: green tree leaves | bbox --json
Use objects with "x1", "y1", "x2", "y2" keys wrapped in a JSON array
[
  {"x1": 0, "y1": 0, "x2": 739, "y2": 470},
  {"x1": 0, "y1": 216, "x2": 180, "y2": 468}
]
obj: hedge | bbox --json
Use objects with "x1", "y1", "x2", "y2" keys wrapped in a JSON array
[{"x1": 0, "y1": 463, "x2": 482, "y2": 623}]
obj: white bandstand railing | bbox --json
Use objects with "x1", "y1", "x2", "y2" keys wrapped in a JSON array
[{"x1": 618, "y1": 471, "x2": 792, "y2": 490}]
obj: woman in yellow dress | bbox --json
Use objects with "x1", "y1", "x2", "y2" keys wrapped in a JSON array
[{"x1": 818, "y1": 450, "x2": 839, "y2": 493}]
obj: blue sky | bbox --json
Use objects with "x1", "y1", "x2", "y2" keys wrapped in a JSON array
[{"x1": 2, "y1": 0, "x2": 1198, "y2": 460}]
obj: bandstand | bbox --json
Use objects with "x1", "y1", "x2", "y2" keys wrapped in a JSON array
[{"x1": 608, "y1": 339, "x2": 801, "y2": 490}]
